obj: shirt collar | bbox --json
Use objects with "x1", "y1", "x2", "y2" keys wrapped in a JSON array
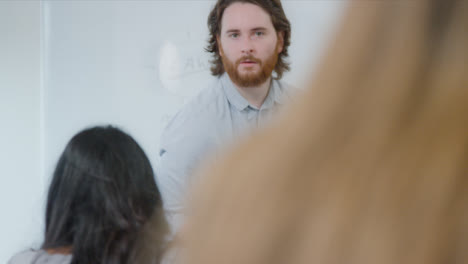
[
  {"x1": 221, "y1": 73, "x2": 285, "y2": 111},
  {"x1": 221, "y1": 73, "x2": 250, "y2": 111}
]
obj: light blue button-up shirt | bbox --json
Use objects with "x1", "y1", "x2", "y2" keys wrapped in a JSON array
[{"x1": 156, "y1": 73, "x2": 294, "y2": 233}]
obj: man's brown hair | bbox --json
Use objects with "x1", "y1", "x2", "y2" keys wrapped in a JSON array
[{"x1": 206, "y1": 0, "x2": 291, "y2": 80}]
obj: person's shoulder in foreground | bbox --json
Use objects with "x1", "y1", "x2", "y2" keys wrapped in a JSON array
[{"x1": 8, "y1": 250, "x2": 72, "y2": 264}]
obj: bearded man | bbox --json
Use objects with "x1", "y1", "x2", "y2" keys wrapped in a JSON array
[{"x1": 156, "y1": 0, "x2": 293, "y2": 234}]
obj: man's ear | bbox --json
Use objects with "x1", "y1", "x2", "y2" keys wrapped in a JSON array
[
  {"x1": 217, "y1": 35, "x2": 224, "y2": 57},
  {"x1": 276, "y1": 31, "x2": 284, "y2": 54}
]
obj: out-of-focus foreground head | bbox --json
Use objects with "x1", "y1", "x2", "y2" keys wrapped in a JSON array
[
  {"x1": 180, "y1": 1, "x2": 468, "y2": 264},
  {"x1": 43, "y1": 126, "x2": 168, "y2": 264}
]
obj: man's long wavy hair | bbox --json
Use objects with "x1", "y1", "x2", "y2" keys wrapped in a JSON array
[{"x1": 206, "y1": 0, "x2": 291, "y2": 80}]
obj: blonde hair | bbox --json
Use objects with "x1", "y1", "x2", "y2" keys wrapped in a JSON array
[{"x1": 179, "y1": 1, "x2": 468, "y2": 264}]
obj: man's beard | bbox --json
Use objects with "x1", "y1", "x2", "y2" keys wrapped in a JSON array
[{"x1": 220, "y1": 45, "x2": 279, "y2": 88}]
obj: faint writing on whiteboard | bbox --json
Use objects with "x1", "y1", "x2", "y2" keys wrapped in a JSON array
[{"x1": 158, "y1": 34, "x2": 213, "y2": 98}]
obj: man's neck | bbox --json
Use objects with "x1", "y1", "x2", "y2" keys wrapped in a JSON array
[{"x1": 234, "y1": 77, "x2": 272, "y2": 109}]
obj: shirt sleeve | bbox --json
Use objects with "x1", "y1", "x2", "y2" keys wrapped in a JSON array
[{"x1": 8, "y1": 250, "x2": 37, "y2": 264}]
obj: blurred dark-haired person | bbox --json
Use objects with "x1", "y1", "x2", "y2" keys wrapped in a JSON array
[
  {"x1": 8, "y1": 126, "x2": 168, "y2": 264},
  {"x1": 157, "y1": 0, "x2": 295, "y2": 235}
]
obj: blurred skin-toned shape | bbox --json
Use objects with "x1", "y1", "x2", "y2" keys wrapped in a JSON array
[{"x1": 177, "y1": 1, "x2": 468, "y2": 264}]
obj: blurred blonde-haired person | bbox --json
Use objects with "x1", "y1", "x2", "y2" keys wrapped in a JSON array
[{"x1": 140, "y1": 1, "x2": 468, "y2": 263}]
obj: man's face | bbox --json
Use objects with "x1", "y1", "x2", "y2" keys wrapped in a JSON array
[{"x1": 218, "y1": 2, "x2": 283, "y2": 88}]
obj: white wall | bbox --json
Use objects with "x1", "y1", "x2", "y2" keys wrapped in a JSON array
[
  {"x1": 1, "y1": 1, "x2": 345, "y2": 262},
  {"x1": 0, "y1": 1, "x2": 44, "y2": 263}
]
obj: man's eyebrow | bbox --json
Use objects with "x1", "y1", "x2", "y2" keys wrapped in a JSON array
[
  {"x1": 251, "y1": 27, "x2": 268, "y2": 32},
  {"x1": 224, "y1": 27, "x2": 268, "y2": 34},
  {"x1": 225, "y1": 29, "x2": 240, "y2": 34}
]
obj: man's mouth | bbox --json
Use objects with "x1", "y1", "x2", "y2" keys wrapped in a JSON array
[{"x1": 240, "y1": 60, "x2": 257, "y2": 65}]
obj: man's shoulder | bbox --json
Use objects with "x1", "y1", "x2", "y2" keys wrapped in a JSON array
[
  {"x1": 161, "y1": 78, "x2": 227, "y2": 137},
  {"x1": 188, "y1": 78, "x2": 227, "y2": 110},
  {"x1": 274, "y1": 79, "x2": 302, "y2": 104}
]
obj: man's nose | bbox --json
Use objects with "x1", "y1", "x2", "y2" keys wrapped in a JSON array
[{"x1": 241, "y1": 36, "x2": 254, "y2": 54}]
